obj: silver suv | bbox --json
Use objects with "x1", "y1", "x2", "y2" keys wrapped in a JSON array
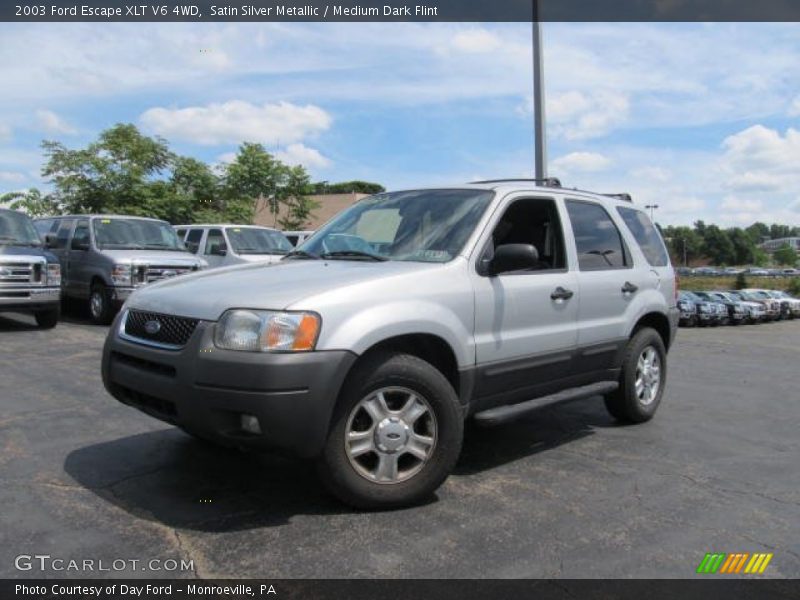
[
  {"x1": 36, "y1": 215, "x2": 206, "y2": 324},
  {"x1": 102, "y1": 181, "x2": 678, "y2": 508}
]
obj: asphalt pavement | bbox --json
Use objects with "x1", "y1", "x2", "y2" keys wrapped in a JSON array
[{"x1": 1, "y1": 310, "x2": 798, "y2": 578}]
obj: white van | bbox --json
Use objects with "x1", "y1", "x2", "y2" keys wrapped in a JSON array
[{"x1": 174, "y1": 224, "x2": 293, "y2": 269}]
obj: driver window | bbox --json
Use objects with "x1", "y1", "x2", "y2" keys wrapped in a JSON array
[
  {"x1": 204, "y1": 229, "x2": 226, "y2": 255},
  {"x1": 71, "y1": 221, "x2": 90, "y2": 249},
  {"x1": 485, "y1": 198, "x2": 566, "y2": 271}
]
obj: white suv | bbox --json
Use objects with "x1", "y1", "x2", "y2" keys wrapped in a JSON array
[{"x1": 103, "y1": 180, "x2": 679, "y2": 508}]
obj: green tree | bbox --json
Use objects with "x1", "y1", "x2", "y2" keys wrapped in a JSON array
[
  {"x1": 1, "y1": 189, "x2": 61, "y2": 218},
  {"x1": 223, "y1": 143, "x2": 315, "y2": 226},
  {"x1": 769, "y1": 224, "x2": 793, "y2": 240},
  {"x1": 312, "y1": 180, "x2": 385, "y2": 195},
  {"x1": 664, "y1": 225, "x2": 702, "y2": 266},
  {"x1": 773, "y1": 243, "x2": 798, "y2": 266},
  {"x1": 702, "y1": 225, "x2": 736, "y2": 265},
  {"x1": 745, "y1": 222, "x2": 770, "y2": 244},
  {"x1": 42, "y1": 123, "x2": 173, "y2": 215},
  {"x1": 277, "y1": 166, "x2": 319, "y2": 230},
  {"x1": 729, "y1": 227, "x2": 757, "y2": 265},
  {"x1": 752, "y1": 248, "x2": 769, "y2": 267}
]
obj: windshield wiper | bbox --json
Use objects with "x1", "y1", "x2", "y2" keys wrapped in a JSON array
[
  {"x1": 0, "y1": 237, "x2": 40, "y2": 246},
  {"x1": 319, "y1": 250, "x2": 388, "y2": 262},
  {"x1": 283, "y1": 248, "x2": 320, "y2": 260}
]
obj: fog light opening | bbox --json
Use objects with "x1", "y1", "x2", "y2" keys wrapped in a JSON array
[{"x1": 240, "y1": 414, "x2": 262, "y2": 435}]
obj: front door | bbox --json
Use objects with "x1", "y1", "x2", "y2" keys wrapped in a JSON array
[
  {"x1": 67, "y1": 219, "x2": 91, "y2": 298},
  {"x1": 470, "y1": 195, "x2": 579, "y2": 408}
]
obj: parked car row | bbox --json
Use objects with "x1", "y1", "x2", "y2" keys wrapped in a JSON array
[
  {"x1": 676, "y1": 266, "x2": 799, "y2": 277},
  {"x1": 677, "y1": 288, "x2": 800, "y2": 327}
]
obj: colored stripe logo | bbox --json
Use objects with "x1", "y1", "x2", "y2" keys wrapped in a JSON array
[{"x1": 696, "y1": 552, "x2": 773, "y2": 574}]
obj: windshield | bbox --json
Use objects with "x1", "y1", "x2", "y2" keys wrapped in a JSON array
[
  {"x1": 226, "y1": 227, "x2": 293, "y2": 255},
  {"x1": 0, "y1": 210, "x2": 41, "y2": 246},
  {"x1": 93, "y1": 218, "x2": 185, "y2": 251},
  {"x1": 297, "y1": 189, "x2": 494, "y2": 263}
]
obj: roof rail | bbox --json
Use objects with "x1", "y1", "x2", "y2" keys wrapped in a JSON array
[
  {"x1": 602, "y1": 193, "x2": 633, "y2": 203},
  {"x1": 471, "y1": 177, "x2": 562, "y2": 188}
]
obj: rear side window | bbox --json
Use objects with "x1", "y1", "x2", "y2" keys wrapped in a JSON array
[
  {"x1": 566, "y1": 200, "x2": 629, "y2": 270},
  {"x1": 617, "y1": 206, "x2": 669, "y2": 267}
]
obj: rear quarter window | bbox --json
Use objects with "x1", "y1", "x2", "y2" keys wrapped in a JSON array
[{"x1": 616, "y1": 206, "x2": 670, "y2": 267}]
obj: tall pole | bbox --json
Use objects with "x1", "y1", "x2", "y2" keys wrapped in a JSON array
[{"x1": 532, "y1": 0, "x2": 547, "y2": 179}]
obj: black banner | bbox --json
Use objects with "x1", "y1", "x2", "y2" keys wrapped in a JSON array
[
  {"x1": 3, "y1": 579, "x2": 800, "y2": 600},
  {"x1": 4, "y1": 0, "x2": 800, "y2": 22}
]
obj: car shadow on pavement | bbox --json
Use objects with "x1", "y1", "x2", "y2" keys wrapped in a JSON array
[
  {"x1": 64, "y1": 427, "x2": 347, "y2": 532},
  {"x1": 64, "y1": 396, "x2": 617, "y2": 530},
  {"x1": 455, "y1": 395, "x2": 617, "y2": 476},
  {"x1": 0, "y1": 314, "x2": 40, "y2": 331}
]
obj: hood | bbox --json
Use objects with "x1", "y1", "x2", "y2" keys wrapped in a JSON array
[
  {"x1": 235, "y1": 253, "x2": 284, "y2": 264},
  {"x1": 100, "y1": 249, "x2": 205, "y2": 267},
  {"x1": 127, "y1": 258, "x2": 434, "y2": 321},
  {"x1": 0, "y1": 244, "x2": 57, "y2": 263}
]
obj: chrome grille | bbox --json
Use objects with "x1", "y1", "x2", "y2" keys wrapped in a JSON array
[
  {"x1": 124, "y1": 310, "x2": 199, "y2": 348},
  {"x1": 0, "y1": 260, "x2": 44, "y2": 286},
  {"x1": 143, "y1": 265, "x2": 194, "y2": 284}
]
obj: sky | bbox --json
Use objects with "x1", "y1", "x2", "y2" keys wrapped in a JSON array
[{"x1": 1, "y1": 21, "x2": 799, "y2": 227}]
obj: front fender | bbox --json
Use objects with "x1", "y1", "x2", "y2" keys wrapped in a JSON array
[{"x1": 318, "y1": 300, "x2": 474, "y2": 368}]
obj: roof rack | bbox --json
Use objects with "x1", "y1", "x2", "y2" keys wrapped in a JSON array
[
  {"x1": 602, "y1": 193, "x2": 633, "y2": 203},
  {"x1": 471, "y1": 177, "x2": 562, "y2": 188}
]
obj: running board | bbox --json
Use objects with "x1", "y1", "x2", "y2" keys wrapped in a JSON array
[{"x1": 473, "y1": 381, "x2": 619, "y2": 426}]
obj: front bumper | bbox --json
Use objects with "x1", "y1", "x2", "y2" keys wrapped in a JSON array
[
  {"x1": 102, "y1": 311, "x2": 358, "y2": 458},
  {"x1": 0, "y1": 287, "x2": 60, "y2": 312},
  {"x1": 110, "y1": 286, "x2": 135, "y2": 303}
]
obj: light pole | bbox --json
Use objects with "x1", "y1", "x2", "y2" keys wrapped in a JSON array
[
  {"x1": 532, "y1": 0, "x2": 547, "y2": 179},
  {"x1": 645, "y1": 203, "x2": 659, "y2": 222}
]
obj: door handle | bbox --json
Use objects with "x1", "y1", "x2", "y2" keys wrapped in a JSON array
[
  {"x1": 621, "y1": 281, "x2": 638, "y2": 294},
  {"x1": 551, "y1": 286, "x2": 574, "y2": 301}
]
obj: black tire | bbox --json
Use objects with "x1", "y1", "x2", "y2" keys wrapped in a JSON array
[
  {"x1": 318, "y1": 352, "x2": 464, "y2": 509},
  {"x1": 34, "y1": 307, "x2": 59, "y2": 329},
  {"x1": 89, "y1": 282, "x2": 114, "y2": 325},
  {"x1": 604, "y1": 327, "x2": 667, "y2": 424}
]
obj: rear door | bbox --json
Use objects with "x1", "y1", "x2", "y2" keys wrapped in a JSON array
[
  {"x1": 470, "y1": 194, "x2": 579, "y2": 407},
  {"x1": 564, "y1": 199, "x2": 646, "y2": 359}
]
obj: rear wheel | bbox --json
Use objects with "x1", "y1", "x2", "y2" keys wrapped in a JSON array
[
  {"x1": 34, "y1": 307, "x2": 59, "y2": 329},
  {"x1": 318, "y1": 352, "x2": 463, "y2": 509},
  {"x1": 604, "y1": 327, "x2": 667, "y2": 423},
  {"x1": 89, "y1": 282, "x2": 114, "y2": 325}
]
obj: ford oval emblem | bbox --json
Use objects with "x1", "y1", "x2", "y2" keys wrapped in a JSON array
[
  {"x1": 144, "y1": 320, "x2": 162, "y2": 335},
  {"x1": 0, "y1": 267, "x2": 10, "y2": 277}
]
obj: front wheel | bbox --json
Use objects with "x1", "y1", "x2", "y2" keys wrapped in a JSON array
[
  {"x1": 89, "y1": 283, "x2": 114, "y2": 325},
  {"x1": 604, "y1": 327, "x2": 667, "y2": 423},
  {"x1": 34, "y1": 307, "x2": 59, "y2": 329},
  {"x1": 318, "y1": 352, "x2": 464, "y2": 509}
]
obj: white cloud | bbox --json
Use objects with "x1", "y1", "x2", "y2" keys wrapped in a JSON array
[
  {"x1": 450, "y1": 29, "x2": 502, "y2": 53},
  {"x1": 720, "y1": 125, "x2": 800, "y2": 192},
  {"x1": 275, "y1": 143, "x2": 331, "y2": 169},
  {"x1": 720, "y1": 196, "x2": 764, "y2": 212},
  {"x1": 0, "y1": 124, "x2": 11, "y2": 141},
  {"x1": 551, "y1": 151, "x2": 611, "y2": 174},
  {"x1": 140, "y1": 100, "x2": 332, "y2": 146},
  {"x1": 789, "y1": 95, "x2": 800, "y2": 117},
  {"x1": 35, "y1": 109, "x2": 76, "y2": 135},
  {"x1": 630, "y1": 166, "x2": 671, "y2": 182},
  {"x1": 0, "y1": 170, "x2": 25, "y2": 183},
  {"x1": 547, "y1": 90, "x2": 630, "y2": 140}
]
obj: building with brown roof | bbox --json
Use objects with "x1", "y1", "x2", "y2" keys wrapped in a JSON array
[{"x1": 253, "y1": 192, "x2": 368, "y2": 231}]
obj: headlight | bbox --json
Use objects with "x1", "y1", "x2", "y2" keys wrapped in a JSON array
[
  {"x1": 46, "y1": 263, "x2": 61, "y2": 287},
  {"x1": 214, "y1": 309, "x2": 320, "y2": 352},
  {"x1": 111, "y1": 264, "x2": 133, "y2": 286}
]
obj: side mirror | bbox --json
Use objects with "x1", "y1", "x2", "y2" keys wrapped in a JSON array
[
  {"x1": 489, "y1": 243, "x2": 539, "y2": 276},
  {"x1": 72, "y1": 239, "x2": 90, "y2": 251},
  {"x1": 44, "y1": 233, "x2": 58, "y2": 249}
]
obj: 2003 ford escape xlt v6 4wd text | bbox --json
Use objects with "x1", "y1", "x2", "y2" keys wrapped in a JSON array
[{"x1": 102, "y1": 179, "x2": 679, "y2": 508}]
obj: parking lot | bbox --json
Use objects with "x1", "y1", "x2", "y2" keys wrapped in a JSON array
[{"x1": 1, "y1": 310, "x2": 798, "y2": 579}]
